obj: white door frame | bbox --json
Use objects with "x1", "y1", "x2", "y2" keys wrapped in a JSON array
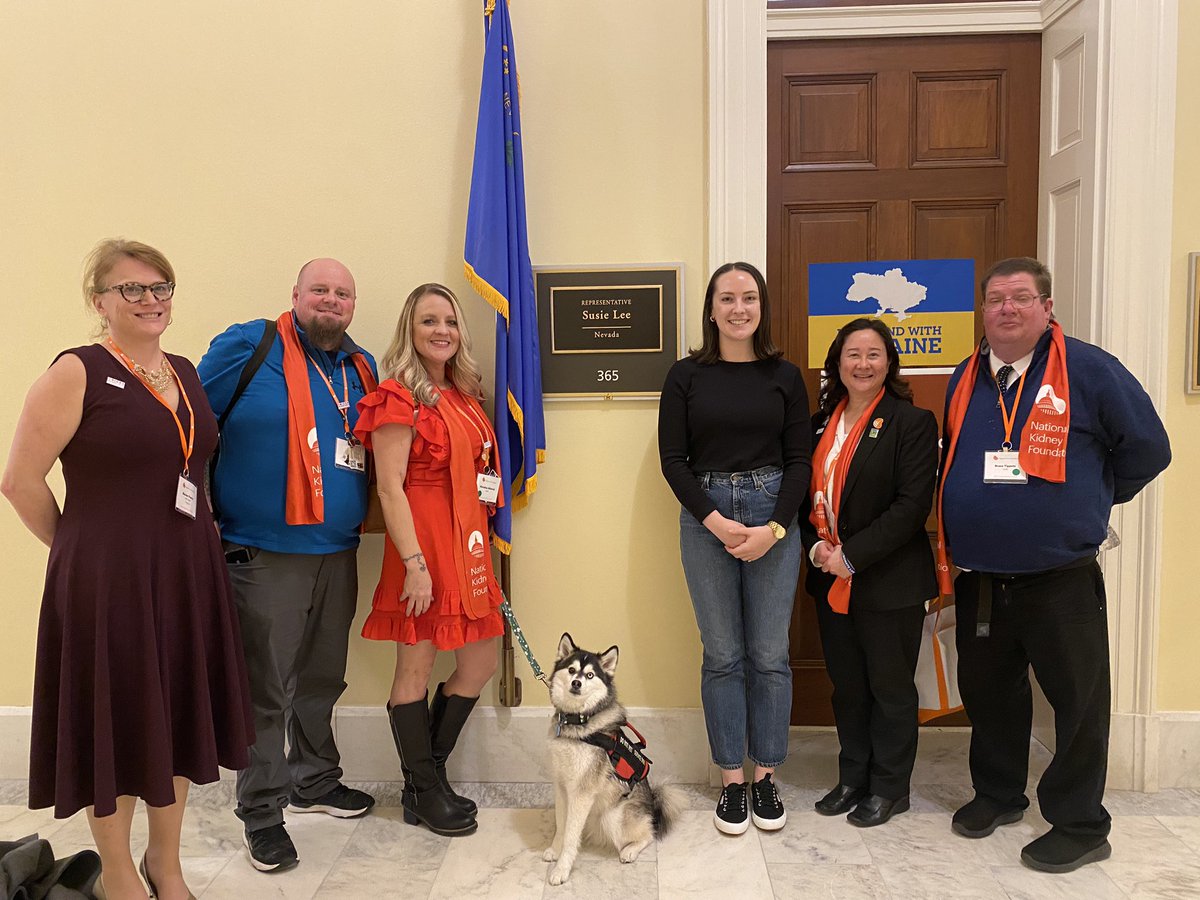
[{"x1": 709, "y1": 0, "x2": 1177, "y2": 791}]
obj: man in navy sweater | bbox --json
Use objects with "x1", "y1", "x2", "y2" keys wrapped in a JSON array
[{"x1": 937, "y1": 257, "x2": 1170, "y2": 873}]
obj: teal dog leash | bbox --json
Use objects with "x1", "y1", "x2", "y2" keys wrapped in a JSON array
[{"x1": 500, "y1": 596, "x2": 550, "y2": 687}]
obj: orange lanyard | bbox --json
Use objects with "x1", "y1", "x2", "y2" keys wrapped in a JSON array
[
  {"x1": 108, "y1": 339, "x2": 196, "y2": 477},
  {"x1": 441, "y1": 389, "x2": 494, "y2": 466},
  {"x1": 997, "y1": 369, "x2": 1028, "y2": 450},
  {"x1": 304, "y1": 350, "x2": 353, "y2": 438}
]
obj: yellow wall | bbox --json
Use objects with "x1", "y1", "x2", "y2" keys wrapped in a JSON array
[
  {"x1": 0, "y1": 1, "x2": 704, "y2": 708},
  {"x1": 5, "y1": 2, "x2": 1196, "y2": 716},
  {"x1": 1157, "y1": 1, "x2": 1200, "y2": 711}
]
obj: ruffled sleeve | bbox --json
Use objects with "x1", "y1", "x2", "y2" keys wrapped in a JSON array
[{"x1": 354, "y1": 380, "x2": 448, "y2": 462}]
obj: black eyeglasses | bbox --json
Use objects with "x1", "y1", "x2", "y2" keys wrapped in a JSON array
[{"x1": 99, "y1": 282, "x2": 175, "y2": 303}]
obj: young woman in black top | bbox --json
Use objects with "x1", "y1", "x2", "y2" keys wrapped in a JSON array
[{"x1": 658, "y1": 262, "x2": 811, "y2": 835}]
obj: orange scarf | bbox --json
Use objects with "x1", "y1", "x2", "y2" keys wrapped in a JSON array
[
  {"x1": 278, "y1": 311, "x2": 379, "y2": 525},
  {"x1": 935, "y1": 321, "x2": 1070, "y2": 593},
  {"x1": 438, "y1": 389, "x2": 504, "y2": 619},
  {"x1": 808, "y1": 388, "x2": 885, "y2": 614}
]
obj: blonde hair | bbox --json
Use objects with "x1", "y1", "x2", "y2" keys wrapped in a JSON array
[
  {"x1": 82, "y1": 238, "x2": 175, "y2": 337},
  {"x1": 380, "y1": 283, "x2": 485, "y2": 406}
]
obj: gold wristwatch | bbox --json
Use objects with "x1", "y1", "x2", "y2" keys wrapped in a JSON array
[{"x1": 767, "y1": 520, "x2": 786, "y2": 540}]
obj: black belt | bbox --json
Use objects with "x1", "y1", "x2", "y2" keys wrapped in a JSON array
[{"x1": 975, "y1": 555, "x2": 1097, "y2": 638}]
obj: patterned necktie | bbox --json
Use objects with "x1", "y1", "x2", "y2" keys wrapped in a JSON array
[{"x1": 996, "y1": 364, "x2": 1014, "y2": 392}]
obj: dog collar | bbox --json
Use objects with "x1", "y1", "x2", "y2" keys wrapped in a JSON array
[{"x1": 557, "y1": 711, "x2": 590, "y2": 728}]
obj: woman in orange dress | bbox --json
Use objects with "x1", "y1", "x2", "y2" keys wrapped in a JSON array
[{"x1": 354, "y1": 282, "x2": 505, "y2": 837}]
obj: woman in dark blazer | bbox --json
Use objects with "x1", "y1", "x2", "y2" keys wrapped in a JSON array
[{"x1": 801, "y1": 317, "x2": 939, "y2": 827}]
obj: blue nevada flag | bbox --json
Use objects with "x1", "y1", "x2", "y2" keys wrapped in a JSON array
[{"x1": 464, "y1": 0, "x2": 546, "y2": 555}]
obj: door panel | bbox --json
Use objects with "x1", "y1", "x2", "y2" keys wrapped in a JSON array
[
  {"x1": 767, "y1": 33, "x2": 1041, "y2": 725},
  {"x1": 1035, "y1": 0, "x2": 1103, "y2": 753},
  {"x1": 1040, "y1": 2, "x2": 1101, "y2": 342}
]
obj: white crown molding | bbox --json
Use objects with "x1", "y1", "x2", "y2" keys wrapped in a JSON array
[{"x1": 766, "y1": 2, "x2": 1043, "y2": 39}]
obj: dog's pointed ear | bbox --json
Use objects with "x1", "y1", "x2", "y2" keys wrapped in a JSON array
[
  {"x1": 599, "y1": 645, "x2": 619, "y2": 677},
  {"x1": 557, "y1": 633, "x2": 577, "y2": 661}
]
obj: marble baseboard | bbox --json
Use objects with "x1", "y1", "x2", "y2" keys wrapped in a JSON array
[
  {"x1": 335, "y1": 704, "x2": 711, "y2": 783},
  {"x1": 0, "y1": 709, "x2": 28, "y2": 782},
  {"x1": 5, "y1": 704, "x2": 1200, "y2": 789},
  {"x1": 1108, "y1": 710, "x2": 1200, "y2": 791},
  {"x1": 1156, "y1": 712, "x2": 1200, "y2": 789},
  {"x1": 0, "y1": 705, "x2": 710, "y2": 784}
]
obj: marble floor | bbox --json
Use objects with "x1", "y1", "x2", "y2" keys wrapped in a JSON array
[{"x1": 4, "y1": 730, "x2": 1200, "y2": 898}]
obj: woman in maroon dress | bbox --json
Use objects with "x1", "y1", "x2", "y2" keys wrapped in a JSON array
[{"x1": 2, "y1": 240, "x2": 254, "y2": 899}]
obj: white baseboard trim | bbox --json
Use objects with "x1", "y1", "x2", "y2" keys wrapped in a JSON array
[{"x1": 6, "y1": 705, "x2": 1199, "y2": 789}]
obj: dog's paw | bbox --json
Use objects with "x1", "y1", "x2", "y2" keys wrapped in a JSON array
[
  {"x1": 541, "y1": 846, "x2": 559, "y2": 862},
  {"x1": 618, "y1": 846, "x2": 641, "y2": 863},
  {"x1": 548, "y1": 863, "x2": 571, "y2": 885}
]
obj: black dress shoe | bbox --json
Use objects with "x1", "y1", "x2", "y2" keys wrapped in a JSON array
[
  {"x1": 814, "y1": 784, "x2": 867, "y2": 816},
  {"x1": 847, "y1": 794, "x2": 909, "y2": 827}
]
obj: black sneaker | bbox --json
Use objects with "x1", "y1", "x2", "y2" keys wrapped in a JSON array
[
  {"x1": 289, "y1": 783, "x2": 376, "y2": 819},
  {"x1": 751, "y1": 773, "x2": 786, "y2": 830},
  {"x1": 952, "y1": 795, "x2": 1025, "y2": 838},
  {"x1": 1020, "y1": 828, "x2": 1112, "y2": 873},
  {"x1": 714, "y1": 782, "x2": 749, "y2": 835},
  {"x1": 243, "y1": 823, "x2": 299, "y2": 872}
]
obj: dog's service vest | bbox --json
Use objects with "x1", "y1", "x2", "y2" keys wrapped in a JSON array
[{"x1": 582, "y1": 722, "x2": 652, "y2": 786}]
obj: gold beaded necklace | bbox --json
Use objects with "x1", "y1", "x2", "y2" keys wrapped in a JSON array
[
  {"x1": 107, "y1": 339, "x2": 174, "y2": 393},
  {"x1": 135, "y1": 358, "x2": 175, "y2": 394}
]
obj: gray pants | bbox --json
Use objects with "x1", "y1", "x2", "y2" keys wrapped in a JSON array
[{"x1": 225, "y1": 545, "x2": 358, "y2": 831}]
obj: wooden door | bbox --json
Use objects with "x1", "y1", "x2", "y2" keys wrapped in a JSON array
[{"x1": 767, "y1": 33, "x2": 1041, "y2": 725}]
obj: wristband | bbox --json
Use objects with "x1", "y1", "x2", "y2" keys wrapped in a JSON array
[{"x1": 841, "y1": 548, "x2": 856, "y2": 575}]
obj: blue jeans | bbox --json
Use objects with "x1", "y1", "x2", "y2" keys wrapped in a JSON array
[{"x1": 679, "y1": 466, "x2": 801, "y2": 769}]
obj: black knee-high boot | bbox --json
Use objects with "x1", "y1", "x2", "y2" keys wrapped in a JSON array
[
  {"x1": 387, "y1": 698, "x2": 477, "y2": 836},
  {"x1": 429, "y1": 683, "x2": 479, "y2": 816}
]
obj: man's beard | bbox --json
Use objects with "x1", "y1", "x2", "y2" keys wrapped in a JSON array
[{"x1": 304, "y1": 316, "x2": 348, "y2": 350}]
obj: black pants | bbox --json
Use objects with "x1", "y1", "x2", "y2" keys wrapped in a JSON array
[
  {"x1": 955, "y1": 562, "x2": 1111, "y2": 837},
  {"x1": 815, "y1": 597, "x2": 926, "y2": 800}
]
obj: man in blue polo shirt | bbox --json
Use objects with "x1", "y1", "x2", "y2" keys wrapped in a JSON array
[{"x1": 199, "y1": 258, "x2": 378, "y2": 873}]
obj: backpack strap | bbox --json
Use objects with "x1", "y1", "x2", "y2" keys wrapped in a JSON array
[
  {"x1": 208, "y1": 319, "x2": 279, "y2": 520},
  {"x1": 218, "y1": 318, "x2": 278, "y2": 429}
]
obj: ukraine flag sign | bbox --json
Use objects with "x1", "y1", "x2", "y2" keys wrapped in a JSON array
[{"x1": 808, "y1": 259, "x2": 976, "y2": 368}]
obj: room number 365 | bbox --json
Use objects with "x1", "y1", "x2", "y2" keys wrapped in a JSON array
[{"x1": 595, "y1": 369, "x2": 620, "y2": 382}]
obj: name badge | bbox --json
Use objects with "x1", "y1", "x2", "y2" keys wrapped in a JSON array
[
  {"x1": 176, "y1": 475, "x2": 198, "y2": 518},
  {"x1": 106, "y1": 376, "x2": 125, "y2": 389},
  {"x1": 477, "y1": 472, "x2": 501, "y2": 504},
  {"x1": 335, "y1": 437, "x2": 367, "y2": 472},
  {"x1": 983, "y1": 450, "x2": 1028, "y2": 484}
]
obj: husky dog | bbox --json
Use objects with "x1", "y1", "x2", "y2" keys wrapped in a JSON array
[{"x1": 543, "y1": 633, "x2": 682, "y2": 886}]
